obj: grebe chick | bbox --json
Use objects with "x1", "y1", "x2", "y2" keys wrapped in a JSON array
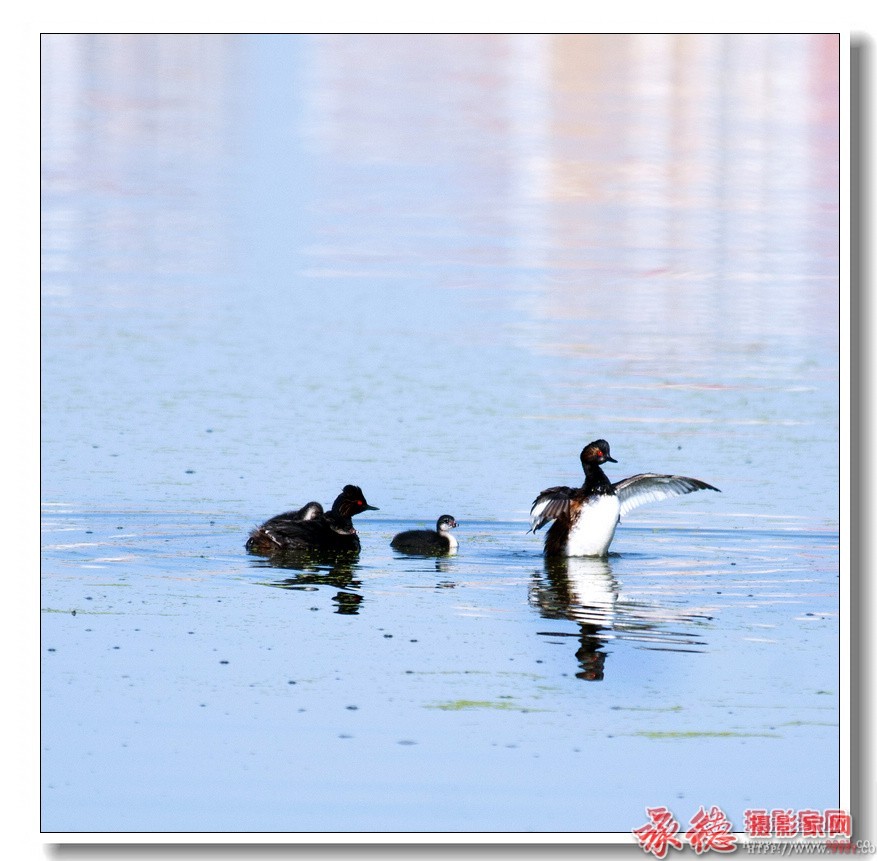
[
  {"x1": 391, "y1": 515, "x2": 459, "y2": 555},
  {"x1": 295, "y1": 501, "x2": 324, "y2": 521}
]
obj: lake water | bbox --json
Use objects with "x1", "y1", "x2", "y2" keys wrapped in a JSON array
[{"x1": 41, "y1": 34, "x2": 840, "y2": 835}]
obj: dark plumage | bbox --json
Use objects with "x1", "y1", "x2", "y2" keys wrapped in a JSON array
[
  {"x1": 251, "y1": 500, "x2": 325, "y2": 536},
  {"x1": 246, "y1": 485, "x2": 378, "y2": 557},
  {"x1": 391, "y1": 515, "x2": 459, "y2": 555}
]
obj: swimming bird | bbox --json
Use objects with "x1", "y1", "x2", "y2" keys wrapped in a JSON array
[
  {"x1": 529, "y1": 440, "x2": 719, "y2": 557},
  {"x1": 246, "y1": 485, "x2": 378, "y2": 557},
  {"x1": 391, "y1": 515, "x2": 459, "y2": 555}
]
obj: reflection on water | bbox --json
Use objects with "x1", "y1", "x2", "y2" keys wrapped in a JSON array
[
  {"x1": 402, "y1": 555, "x2": 459, "y2": 582},
  {"x1": 254, "y1": 549, "x2": 465, "y2": 614},
  {"x1": 531, "y1": 556, "x2": 617, "y2": 681},
  {"x1": 431, "y1": 557, "x2": 458, "y2": 582},
  {"x1": 253, "y1": 555, "x2": 363, "y2": 614},
  {"x1": 332, "y1": 591, "x2": 364, "y2": 615},
  {"x1": 531, "y1": 555, "x2": 710, "y2": 680}
]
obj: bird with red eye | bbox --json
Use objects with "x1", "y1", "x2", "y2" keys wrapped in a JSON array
[
  {"x1": 529, "y1": 439, "x2": 718, "y2": 557},
  {"x1": 246, "y1": 484, "x2": 379, "y2": 558}
]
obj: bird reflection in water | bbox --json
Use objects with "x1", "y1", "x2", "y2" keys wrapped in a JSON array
[
  {"x1": 432, "y1": 556, "x2": 458, "y2": 589},
  {"x1": 531, "y1": 556, "x2": 617, "y2": 681},
  {"x1": 252, "y1": 551, "x2": 363, "y2": 615},
  {"x1": 395, "y1": 556, "x2": 459, "y2": 589},
  {"x1": 530, "y1": 557, "x2": 711, "y2": 681}
]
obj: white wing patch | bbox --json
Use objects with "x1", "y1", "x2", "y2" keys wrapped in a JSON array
[{"x1": 613, "y1": 473, "x2": 720, "y2": 518}]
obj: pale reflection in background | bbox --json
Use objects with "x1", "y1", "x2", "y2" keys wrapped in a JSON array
[
  {"x1": 41, "y1": 34, "x2": 838, "y2": 525},
  {"x1": 305, "y1": 33, "x2": 836, "y2": 361}
]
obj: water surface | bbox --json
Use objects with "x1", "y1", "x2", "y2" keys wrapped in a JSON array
[{"x1": 41, "y1": 34, "x2": 839, "y2": 834}]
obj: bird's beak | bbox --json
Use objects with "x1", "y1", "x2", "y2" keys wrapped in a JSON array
[
  {"x1": 364, "y1": 504, "x2": 380, "y2": 511},
  {"x1": 605, "y1": 455, "x2": 618, "y2": 463}
]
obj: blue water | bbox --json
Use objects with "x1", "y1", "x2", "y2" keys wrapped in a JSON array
[{"x1": 41, "y1": 34, "x2": 840, "y2": 834}]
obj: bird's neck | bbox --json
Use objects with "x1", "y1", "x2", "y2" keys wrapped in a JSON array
[
  {"x1": 582, "y1": 462, "x2": 612, "y2": 494},
  {"x1": 328, "y1": 510, "x2": 353, "y2": 528}
]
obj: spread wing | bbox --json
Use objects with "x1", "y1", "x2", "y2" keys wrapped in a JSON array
[
  {"x1": 612, "y1": 474, "x2": 720, "y2": 518},
  {"x1": 529, "y1": 486, "x2": 577, "y2": 532}
]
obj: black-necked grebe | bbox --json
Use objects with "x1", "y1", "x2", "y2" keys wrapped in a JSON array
[
  {"x1": 530, "y1": 439, "x2": 719, "y2": 557},
  {"x1": 246, "y1": 485, "x2": 378, "y2": 556},
  {"x1": 391, "y1": 515, "x2": 459, "y2": 555}
]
